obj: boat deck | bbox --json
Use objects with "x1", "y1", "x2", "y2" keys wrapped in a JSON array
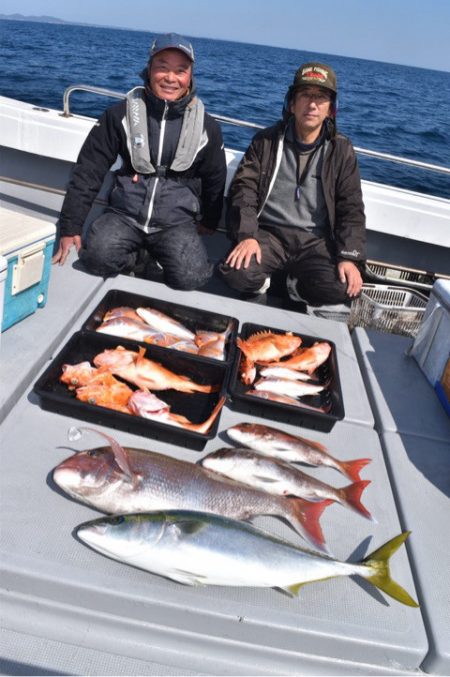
[{"x1": 0, "y1": 252, "x2": 449, "y2": 675}]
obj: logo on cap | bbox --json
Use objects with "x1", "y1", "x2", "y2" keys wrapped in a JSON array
[{"x1": 301, "y1": 65, "x2": 329, "y2": 83}]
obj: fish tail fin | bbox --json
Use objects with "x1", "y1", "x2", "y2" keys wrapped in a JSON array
[
  {"x1": 340, "y1": 480, "x2": 373, "y2": 520},
  {"x1": 195, "y1": 382, "x2": 220, "y2": 394},
  {"x1": 187, "y1": 396, "x2": 226, "y2": 434},
  {"x1": 362, "y1": 532, "x2": 419, "y2": 607},
  {"x1": 339, "y1": 457, "x2": 371, "y2": 482},
  {"x1": 288, "y1": 497, "x2": 333, "y2": 552}
]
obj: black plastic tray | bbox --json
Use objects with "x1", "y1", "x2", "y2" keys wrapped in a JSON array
[
  {"x1": 228, "y1": 323, "x2": 345, "y2": 432},
  {"x1": 33, "y1": 331, "x2": 228, "y2": 450},
  {"x1": 82, "y1": 289, "x2": 239, "y2": 365}
]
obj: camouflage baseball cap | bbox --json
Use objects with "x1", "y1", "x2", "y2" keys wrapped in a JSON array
[
  {"x1": 292, "y1": 62, "x2": 337, "y2": 94},
  {"x1": 150, "y1": 33, "x2": 195, "y2": 62}
]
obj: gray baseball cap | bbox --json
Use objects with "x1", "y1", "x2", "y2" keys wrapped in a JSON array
[{"x1": 150, "y1": 33, "x2": 195, "y2": 62}]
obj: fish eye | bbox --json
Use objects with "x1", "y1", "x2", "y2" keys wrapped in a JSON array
[
  {"x1": 87, "y1": 449, "x2": 101, "y2": 457},
  {"x1": 110, "y1": 516, "x2": 125, "y2": 525}
]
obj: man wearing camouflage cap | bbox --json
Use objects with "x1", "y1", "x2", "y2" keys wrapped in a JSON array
[
  {"x1": 220, "y1": 61, "x2": 366, "y2": 306},
  {"x1": 54, "y1": 33, "x2": 226, "y2": 290}
]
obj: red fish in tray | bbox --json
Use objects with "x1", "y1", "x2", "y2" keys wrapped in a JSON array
[
  {"x1": 93, "y1": 345, "x2": 219, "y2": 394},
  {"x1": 237, "y1": 331, "x2": 302, "y2": 385}
]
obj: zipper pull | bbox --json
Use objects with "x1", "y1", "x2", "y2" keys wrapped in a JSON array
[{"x1": 295, "y1": 185, "x2": 301, "y2": 201}]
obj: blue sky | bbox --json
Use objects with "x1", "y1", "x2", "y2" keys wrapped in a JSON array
[{"x1": 1, "y1": 0, "x2": 449, "y2": 71}]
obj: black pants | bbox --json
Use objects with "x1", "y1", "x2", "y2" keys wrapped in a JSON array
[
  {"x1": 79, "y1": 211, "x2": 213, "y2": 290},
  {"x1": 219, "y1": 228, "x2": 350, "y2": 305}
]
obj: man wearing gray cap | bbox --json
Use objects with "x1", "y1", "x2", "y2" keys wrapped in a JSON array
[
  {"x1": 54, "y1": 33, "x2": 226, "y2": 290},
  {"x1": 220, "y1": 61, "x2": 365, "y2": 306}
]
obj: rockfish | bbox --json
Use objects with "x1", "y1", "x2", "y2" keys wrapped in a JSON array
[
  {"x1": 227, "y1": 423, "x2": 371, "y2": 482},
  {"x1": 75, "y1": 372, "x2": 133, "y2": 413},
  {"x1": 267, "y1": 342, "x2": 332, "y2": 374},
  {"x1": 136, "y1": 307, "x2": 195, "y2": 341},
  {"x1": 199, "y1": 448, "x2": 372, "y2": 519},
  {"x1": 237, "y1": 331, "x2": 301, "y2": 364},
  {"x1": 93, "y1": 346, "x2": 219, "y2": 394},
  {"x1": 237, "y1": 331, "x2": 302, "y2": 385},
  {"x1": 53, "y1": 430, "x2": 333, "y2": 551},
  {"x1": 60, "y1": 361, "x2": 99, "y2": 389},
  {"x1": 76, "y1": 510, "x2": 419, "y2": 607}
]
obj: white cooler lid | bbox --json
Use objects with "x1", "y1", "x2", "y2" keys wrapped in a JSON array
[{"x1": 0, "y1": 208, "x2": 56, "y2": 257}]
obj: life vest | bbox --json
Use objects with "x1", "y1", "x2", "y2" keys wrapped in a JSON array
[{"x1": 125, "y1": 86, "x2": 208, "y2": 175}]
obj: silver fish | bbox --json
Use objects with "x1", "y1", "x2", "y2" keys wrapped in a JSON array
[
  {"x1": 199, "y1": 448, "x2": 373, "y2": 520},
  {"x1": 53, "y1": 430, "x2": 332, "y2": 551},
  {"x1": 227, "y1": 423, "x2": 371, "y2": 482},
  {"x1": 76, "y1": 510, "x2": 418, "y2": 606},
  {"x1": 259, "y1": 366, "x2": 317, "y2": 381},
  {"x1": 96, "y1": 316, "x2": 164, "y2": 342},
  {"x1": 136, "y1": 307, "x2": 195, "y2": 340},
  {"x1": 253, "y1": 377, "x2": 326, "y2": 398},
  {"x1": 246, "y1": 389, "x2": 331, "y2": 413}
]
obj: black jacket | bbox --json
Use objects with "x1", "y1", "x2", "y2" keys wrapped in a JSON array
[
  {"x1": 228, "y1": 119, "x2": 366, "y2": 263},
  {"x1": 59, "y1": 88, "x2": 227, "y2": 237}
]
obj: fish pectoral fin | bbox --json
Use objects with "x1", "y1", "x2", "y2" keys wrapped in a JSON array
[
  {"x1": 278, "y1": 582, "x2": 305, "y2": 597},
  {"x1": 172, "y1": 569, "x2": 209, "y2": 586},
  {"x1": 171, "y1": 519, "x2": 208, "y2": 538},
  {"x1": 252, "y1": 474, "x2": 280, "y2": 485}
]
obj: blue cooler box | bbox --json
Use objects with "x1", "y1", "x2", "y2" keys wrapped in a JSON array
[{"x1": 0, "y1": 208, "x2": 56, "y2": 331}]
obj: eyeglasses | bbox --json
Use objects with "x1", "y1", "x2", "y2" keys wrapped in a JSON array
[{"x1": 297, "y1": 90, "x2": 332, "y2": 104}]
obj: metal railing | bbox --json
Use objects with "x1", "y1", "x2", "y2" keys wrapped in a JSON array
[{"x1": 62, "y1": 84, "x2": 450, "y2": 176}]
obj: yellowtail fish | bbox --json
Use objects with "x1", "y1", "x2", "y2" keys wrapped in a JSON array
[
  {"x1": 227, "y1": 423, "x2": 371, "y2": 482},
  {"x1": 53, "y1": 429, "x2": 333, "y2": 551},
  {"x1": 76, "y1": 510, "x2": 419, "y2": 607},
  {"x1": 136, "y1": 307, "x2": 195, "y2": 340},
  {"x1": 199, "y1": 448, "x2": 373, "y2": 520}
]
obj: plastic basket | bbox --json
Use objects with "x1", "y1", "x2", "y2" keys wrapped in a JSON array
[
  {"x1": 365, "y1": 260, "x2": 449, "y2": 292},
  {"x1": 348, "y1": 284, "x2": 428, "y2": 337}
]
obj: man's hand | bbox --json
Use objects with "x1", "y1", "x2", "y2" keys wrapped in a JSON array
[
  {"x1": 52, "y1": 235, "x2": 82, "y2": 266},
  {"x1": 337, "y1": 260, "x2": 363, "y2": 298},
  {"x1": 225, "y1": 239, "x2": 261, "y2": 270}
]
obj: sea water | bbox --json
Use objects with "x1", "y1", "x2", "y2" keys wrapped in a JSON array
[{"x1": 1, "y1": 19, "x2": 449, "y2": 198}]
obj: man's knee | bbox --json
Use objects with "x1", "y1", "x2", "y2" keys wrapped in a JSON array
[
  {"x1": 291, "y1": 275, "x2": 349, "y2": 305},
  {"x1": 218, "y1": 262, "x2": 268, "y2": 294},
  {"x1": 79, "y1": 242, "x2": 135, "y2": 276},
  {"x1": 163, "y1": 261, "x2": 214, "y2": 291}
]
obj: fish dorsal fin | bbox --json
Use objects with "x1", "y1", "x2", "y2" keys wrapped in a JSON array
[
  {"x1": 76, "y1": 427, "x2": 135, "y2": 483},
  {"x1": 136, "y1": 346, "x2": 146, "y2": 364},
  {"x1": 247, "y1": 331, "x2": 278, "y2": 342}
]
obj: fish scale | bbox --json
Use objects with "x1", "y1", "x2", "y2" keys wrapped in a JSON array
[{"x1": 53, "y1": 441, "x2": 333, "y2": 551}]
